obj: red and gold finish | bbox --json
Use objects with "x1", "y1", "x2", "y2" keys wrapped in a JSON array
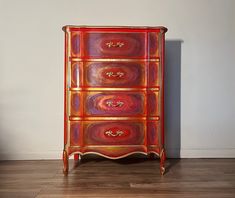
[{"x1": 62, "y1": 26, "x2": 167, "y2": 175}]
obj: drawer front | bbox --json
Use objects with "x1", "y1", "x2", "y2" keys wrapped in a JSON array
[
  {"x1": 70, "y1": 91, "x2": 159, "y2": 117},
  {"x1": 69, "y1": 31, "x2": 160, "y2": 58},
  {"x1": 84, "y1": 121, "x2": 145, "y2": 145},
  {"x1": 69, "y1": 121, "x2": 160, "y2": 147},
  {"x1": 84, "y1": 91, "x2": 146, "y2": 116},
  {"x1": 70, "y1": 62, "x2": 160, "y2": 88},
  {"x1": 84, "y1": 62, "x2": 146, "y2": 87},
  {"x1": 84, "y1": 32, "x2": 146, "y2": 58}
]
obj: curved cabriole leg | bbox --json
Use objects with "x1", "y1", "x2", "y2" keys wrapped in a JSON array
[
  {"x1": 63, "y1": 150, "x2": 69, "y2": 175},
  {"x1": 160, "y1": 149, "x2": 166, "y2": 175}
]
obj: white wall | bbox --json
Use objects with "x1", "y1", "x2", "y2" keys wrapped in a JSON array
[{"x1": 0, "y1": 0, "x2": 234, "y2": 159}]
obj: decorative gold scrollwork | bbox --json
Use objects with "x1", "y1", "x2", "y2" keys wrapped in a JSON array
[
  {"x1": 104, "y1": 130, "x2": 124, "y2": 137},
  {"x1": 106, "y1": 41, "x2": 124, "y2": 48},
  {"x1": 106, "y1": 101, "x2": 124, "y2": 107},
  {"x1": 105, "y1": 71, "x2": 125, "y2": 78}
]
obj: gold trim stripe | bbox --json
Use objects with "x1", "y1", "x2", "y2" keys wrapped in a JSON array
[
  {"x1": 63, "y1": 25, "x2": 167, "y2": 30},
  {"x1": 71, "y1": 145, "x2": 160, "y2": 149},
  {"x1": 69, "y1": 116, "x2": 160, "y2": 121},
  {"x1": 68, "y1": 151, "x2": 160, "y2": 159},
  {"x1": 69, "y1": 87, "x2": 160, "y2": 91},
  {"x1": 148, "y1": 145, "x2": 160, "y2": 148},
  {"x1": 74, "y1": 151, "x2": 149, "y2": 160},
  {"x1": 70, "y1": 58, "x2": 160, "y2": 62},
  {"x1": 83, "y1": 145, "x2": 143, "y2": 148}
]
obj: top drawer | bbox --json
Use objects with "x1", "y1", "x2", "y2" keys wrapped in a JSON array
[
  {"x1": 71, "y1": 32, "x2": 146, "y2": 58},
  {"x1": 70, "y1": 31, "x2": 161, "y2": 58}
]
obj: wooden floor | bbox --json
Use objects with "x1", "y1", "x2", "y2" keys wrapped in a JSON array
[{"x1": 0, "y1": 157, "x2": 235, "y2": 198}]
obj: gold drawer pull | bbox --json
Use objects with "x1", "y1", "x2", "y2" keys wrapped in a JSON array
[
  {"x1": 106, "y1": 71, "x2": 124, "y2": 78},
  {"x1": 106, "y1": 101, "x2": 124, "y2": 107},
  {"x1": 106, "y1": 41, "x2": 124, "y2": 48},
  {"x1": 105, "y1": 130, "x2": 124, "y2": 137}
]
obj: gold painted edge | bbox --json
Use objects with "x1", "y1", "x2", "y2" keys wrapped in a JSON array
[
  {"x1": 148, "y1": 145, "x2": 160, "y2": 148},
  {"x1": 69, "y1": 116, "x2": 160, "y2": 121},
  {"x1": 65, "y1": 29, "x2": 71, "y2": 150},
  {"x1": 62, "y1": 25, "x2": 168, "y2": 33},
  {"x1": 83, "y1": 145, "x2": 144, "y2": 148},
  {"x1": 70, "y1": 145, "x2": 160, "y2": 148},
  {"x1": 68, "y1": 151, "x2": 160, "y2": 159},
  {"x1": 69, "y1": 87, "x2": 160, "y2": 91},
  {"x1": 70, "y1": 58, "x2": 160, "y2": 62},
  {"x1": 69, "y1": 151, "x2": 148, "y2": 160}
]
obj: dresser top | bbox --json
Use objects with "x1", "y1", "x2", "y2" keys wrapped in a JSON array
[{"x1": 62, "y1": 25, "x2": 167, "y2": 33}]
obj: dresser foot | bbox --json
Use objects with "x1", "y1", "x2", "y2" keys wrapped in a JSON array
[
  {"x1": 160, "y1": 166, "x2": 165, "y2": 175},
  {"x1": 63, "y1": 150, "x2": 69, "y2": 175},
  {"x1": 160, "y1": 149, "x2": 166, "y2": 175}
]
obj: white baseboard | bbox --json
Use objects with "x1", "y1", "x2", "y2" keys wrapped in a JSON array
[
  {"x1": 0, "y1": 151, "x2": 62, "y2": 160},
  {"x1": 0, "y1": 148, "x2": 235, "y2": 160},
  {"x1": 166, "y1": 148, "x2": 235, "y2": 158}
]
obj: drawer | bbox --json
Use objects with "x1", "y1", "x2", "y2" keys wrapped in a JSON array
[
  {"x1": 70, "y1": 91, "x2": 146, "y2": 116},
  {"x1": 69, "y1": 120, "x2": 160, "y2": 147},
  {"x1": 69, "y1": 31, "x2": 160, "y2": 58},
  {"x1": 70, "y1": 91, "x2": 160, "y2": 117},
  {"x1": 84, "y1": 121, "x2": 145, "y2": 145},
  {"x1": 84, "y1": 61, "x2": 146, "y2": 87},
  {"x1": 83, "y1": 32, "x2": 146, "y2": 58},
  {"x1": 84, "y1": 91, "x2": 146, "y2": 116},
  {"x1": 70, "y1": 62, "x2": 160, "y2": 88}
]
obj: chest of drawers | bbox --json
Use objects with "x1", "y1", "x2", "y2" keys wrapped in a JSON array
[{"x1": 62, "y1": 26, "x2": 167, "y2": 175}]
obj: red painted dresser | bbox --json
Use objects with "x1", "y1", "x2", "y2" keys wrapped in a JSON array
[{"x1": 62, "y1": 26, "x2": 167, "y2": 175}]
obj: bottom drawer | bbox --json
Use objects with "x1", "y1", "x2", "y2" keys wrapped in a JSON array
[
  {"x1": 70, "y1": 120, "x2": 145, "y2": 146},
  {"x1": 69, "y1": 120, "x2": 161, "y2": 147}
]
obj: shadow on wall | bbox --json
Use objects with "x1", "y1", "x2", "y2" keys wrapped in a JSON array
[
  {"x1": 165, "y1": 40, "x2": 182, "y2": 158},
  {"x1": 0, "y1": 44, "x2": 9, "y2": 160},
  {"x1": 0, "y1": 109, "x2": 10, "y2": 160}
]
